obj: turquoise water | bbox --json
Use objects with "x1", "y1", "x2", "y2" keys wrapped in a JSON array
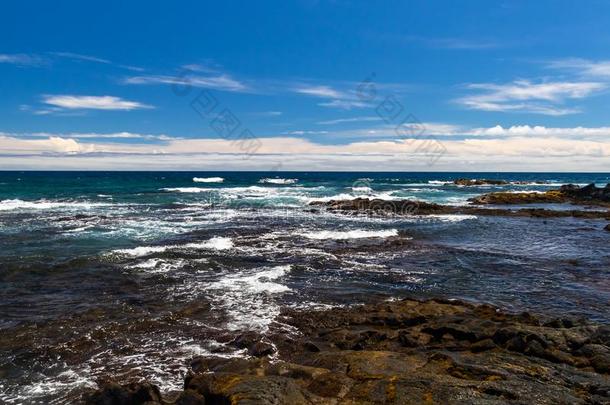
[{"x1": 1, "y1": 171, "x2": 609, "y2": 403}]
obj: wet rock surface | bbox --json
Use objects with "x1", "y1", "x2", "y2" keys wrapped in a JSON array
[
  {"x1": 309, "y1": 197, "x2": 610, "y2": 220},
  {"x1": 85, "y1": 299, "x2": 610, "y2": 404},
  {"x1": 470, "y1": 183, "x2": 610, "y2": 207},
  {"x1": 454, "y1": 178, "x2": 510, "y2": 186}
]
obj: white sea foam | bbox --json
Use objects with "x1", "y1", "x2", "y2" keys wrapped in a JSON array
[
  {"x1": 307, "y1": 191, "x2": 400, "y2": 203},
  {"x1": 259, "y1": 178, "x2": 298, "y2": 184},
  {"x1": 352, "y1": 186, "x2": 373, "y2": 193},
  {"x1": 193, "y1": 177, "x2": 224, "y2": 183},
  {"x1": 112, "y1": 236, "x2": 233, "y2": 257},
  {"x1": 299, "y1": 229, "x2": 399, "y2": 240},
  {"x1": 205, "y1": 265, "x2": 292, "y2": 331},
  {"x1": 0, "y1": 199, "x2": 109, "y2": 211},
  {"x1": 161, "y1": 187, "x2": 211, "y2": 193}
]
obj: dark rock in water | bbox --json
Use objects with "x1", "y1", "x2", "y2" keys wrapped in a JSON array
[
  {"x1": 85, "y1": 299, "x2": 610, "y2": 404},
  {"x1": 454, "y1": 178, "x2": 508, "y2": 186},
  {"x1": 605, "y1": 224, "x2": 610, "y2": 232},
  {"x1": 173, "y1": 389, "x2": 206, "y2": 405},
  {"x1": 230, "y1": 332, "x2": 276, "y2": 357},
  {"x1": 84, "y1": 382, "x2": 162, "y2": 404},
  {"x1": 470, "y1": 183, "x2": 610, "y2": 207},
  {"x1": 309, "y1": 197, "x2": 610, "y2": 220}
]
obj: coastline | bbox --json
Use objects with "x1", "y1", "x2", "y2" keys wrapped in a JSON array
[{"x1": 85, "y1": 297, "x2": 610, "y2": 404}]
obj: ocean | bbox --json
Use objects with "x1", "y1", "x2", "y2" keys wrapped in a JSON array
[{"x1": 1, "y1": 171, "x2": 609, "y2": 403}]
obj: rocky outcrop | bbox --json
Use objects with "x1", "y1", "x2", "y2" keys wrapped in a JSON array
[
  {"x1": 470, "y1": 183, "x2": 610, "y2": 207},
  {"x1": 454, "y1": 178, "x2": 508, "y2": 186},
  {"x1": 309, "y1": 197, "x2": 610, "y2": 220},
  {"x1": 85, "y1": 298, "x2": 610, "y2": 404}
]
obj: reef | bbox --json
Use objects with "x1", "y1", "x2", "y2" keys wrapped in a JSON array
[
  {"x1": 470, "y1": 183, "x2": 610, "y2": 207},
  {"x1": 84, "y1": 298, "x2": 610, "y2": 404},
  {"x1": 309, "y1": 197, "x2": 610, "y2": 221}
]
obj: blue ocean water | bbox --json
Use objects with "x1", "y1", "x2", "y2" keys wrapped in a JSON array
[{"x1": 1, "y1": 171, "x2": 609, "y2": 403}]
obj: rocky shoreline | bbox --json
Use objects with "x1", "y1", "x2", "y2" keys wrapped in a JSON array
[
  {"x1": 85, "y1": 298, "x2": 610, "y2": 404},
  {"x1": 470, "y1": 184, "x2": 610, "y2": 207},
  {"x1": 310, "y1": 198, "x2": 610, "y2": 221}
]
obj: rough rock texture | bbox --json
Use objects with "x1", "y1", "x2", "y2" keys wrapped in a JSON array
[
  {"x1": 470, "y1": 183, "x2": 610, "y2": 207},
  {"x1": 309, "y1": 197, "x2": 610, "y2": 220},
  {"x1": 454, "y1": 178, "x2": 509, "y2": 186},
  {"x1": 85, "y1": 299, "x2": 610, "y2": 404}
]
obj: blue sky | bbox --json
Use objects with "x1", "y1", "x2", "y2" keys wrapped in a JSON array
[{"x1": 1, "y1": 0, "x2": 610, "y2": 170}]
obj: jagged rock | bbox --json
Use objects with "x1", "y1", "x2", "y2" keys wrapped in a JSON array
[
  {"x1": 454, "y1": 179, "x2": 508, "y2": 186},
  {"x1": 85, "y1": 299, "x2": 610, "y2": 404},
  {"x1": 84, "y1": 382, "x2": 162, "y2": 405},
  {"x1": 309, "y1": 197, "x2": 610, "y2": 220},
  {"x1": 470, "y1": 183, "x2": 610, "y2": 207}
]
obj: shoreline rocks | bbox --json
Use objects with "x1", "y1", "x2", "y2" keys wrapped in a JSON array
[
  {"x1": 309, "y1": 197, "x2": 610, "y2": 220},
  {"x1": 470, "y1": 183, "x2": 610, "y2": 207},
  {"x1": 85, "y1": 298, "x2": 610, "y2": 404},
  {"x1": 454, "y1": 178, "x2": 509, "y2": 186}
]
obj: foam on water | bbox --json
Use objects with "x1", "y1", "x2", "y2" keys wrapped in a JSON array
[
  {"x1": 0, "y1": 199, "x2": 111, "y2": 211},
  {"x1": 112, "y1": 236, "x2": 234, "y2": 257},
  {"x1": 299, "y1": 229, "x2": 399, "y2": 240},
  {"x1": 204, "y1": 265, "x2": 292, "y2": 331},
  {"x1": 259, "y1": 178, "x2": 298, "y2": 184},
  {"x1": 193, "y1": 177, "x2": 224, "y2": 183}
]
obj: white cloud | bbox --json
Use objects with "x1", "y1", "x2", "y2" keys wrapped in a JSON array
[
  {"x1": 42, "y1": 95, "x2": 152, "y2": 111},
  {"x1": 283, "y1": 130, "x2": 329, "y2": 135},
  {"x1": 293, "y1": 84, "x2": 371, "y2": 110},
  {"x1": 469, "y1": 125, "x2": 610, "y2": 139},
  {"x1": 457, "y1": 80, "x2": 605, "y2": 115},
  {"x1": 294, "y1": 85, "x2": 345, "y2": 99},
  {"x1": 251, "y1": 111, "x2": 283, "y2": 117},
  {"x1": 318, "y1": 99, "x2": 370, "y2": 110},
  {"x1": 317, "y1": 116, "x2": 383, "y2": 125},
  {"x1": 124, "y1": 74, "x2": 247, "y2": 92},
  {"x1": 548, "y1": 58, "x2": 610, "y2": 79},
  {"x1": 405, "y1": 36, "x2": 500, "y2": 50},
  {"x1": 0, "y1": 53, "x2": 45, "y2": 66},
  {"x1": 1, "y1": 131, "x2": 609, "y2": 171}
]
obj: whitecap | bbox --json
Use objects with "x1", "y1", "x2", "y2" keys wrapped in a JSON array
[
  {"x1": 193, "y1": 177, "x2": 224, "y2": 183},
  {"x1": 299, "y1": 229, "x2": 399, "y2": 240},
  {"x1": 0, "y1": 199, "x2": 110, "y2": 211},
  {"x1": 259, "y1": 178, "x2": 298, "y2": 185},
  {"x1": 112, "y1": 236, "x2": 233, "y2": 257},
  {"x1": 205, "y1": 265, "x2": 292, "y2": 331},
  {"x1": 161, "y1": 187, "x2": 211, "y2": 193}
]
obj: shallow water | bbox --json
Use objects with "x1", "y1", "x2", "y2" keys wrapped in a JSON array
[{"x1": 1, "y1": 171, "x2": 609, "y2": 403}]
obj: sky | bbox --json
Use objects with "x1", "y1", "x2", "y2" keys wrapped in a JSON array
[{"x1": 1, "y1": 0, "x2": 610, "y2": 171}]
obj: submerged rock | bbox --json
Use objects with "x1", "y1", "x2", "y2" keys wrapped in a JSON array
[{"x1": 85, "y1": 299, "x2": 610, "y2": 404}]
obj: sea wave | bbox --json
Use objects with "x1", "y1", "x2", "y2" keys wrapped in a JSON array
[
  {"x1": 161, "y1": 187, "x2": 211, "y2": 193},
  {"x1": 299, "y1": 229, "x2": 399, "y2": 240},
  {"x1": 0, "y1": 199, "x2": 110, "y2": 211},
  {"x1": 193, "y1": 177, "x2": 224, "y2": 183},
  {"x1": 204, "y1": 265, "x2": 292, "y2": 331},
  {"x1": 112, "y1": 236, "x2": 234, "y2": 257},
  {"x1": 259, "y1": 178, "x2": 298, "y2": 185}
]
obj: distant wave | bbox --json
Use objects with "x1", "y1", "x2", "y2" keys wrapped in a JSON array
[
  {"x1": 259, "y1": 178, "x2": 298, "y2": 185},
  {"x1": 193, "y1": 177, "x2": 224, "y2": 183},
  {"x1": 0, "y1": 199, "x2": 109, "y2": 211},
  {"x1": 351, "y1": 186, "x2": 373, "y2": 193},
  {"x1": 161, "y1": 187, "x2": 210, "y2": 193},
  {"x1": 299, "y1": 229, "x2": 399, "y2": 240},
  {"x1": 308, "y1": 192, "x2": 400, "y2": 203},
  {"x1": 112, "y1": 236, "x2": 233, "y2": 257}
]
